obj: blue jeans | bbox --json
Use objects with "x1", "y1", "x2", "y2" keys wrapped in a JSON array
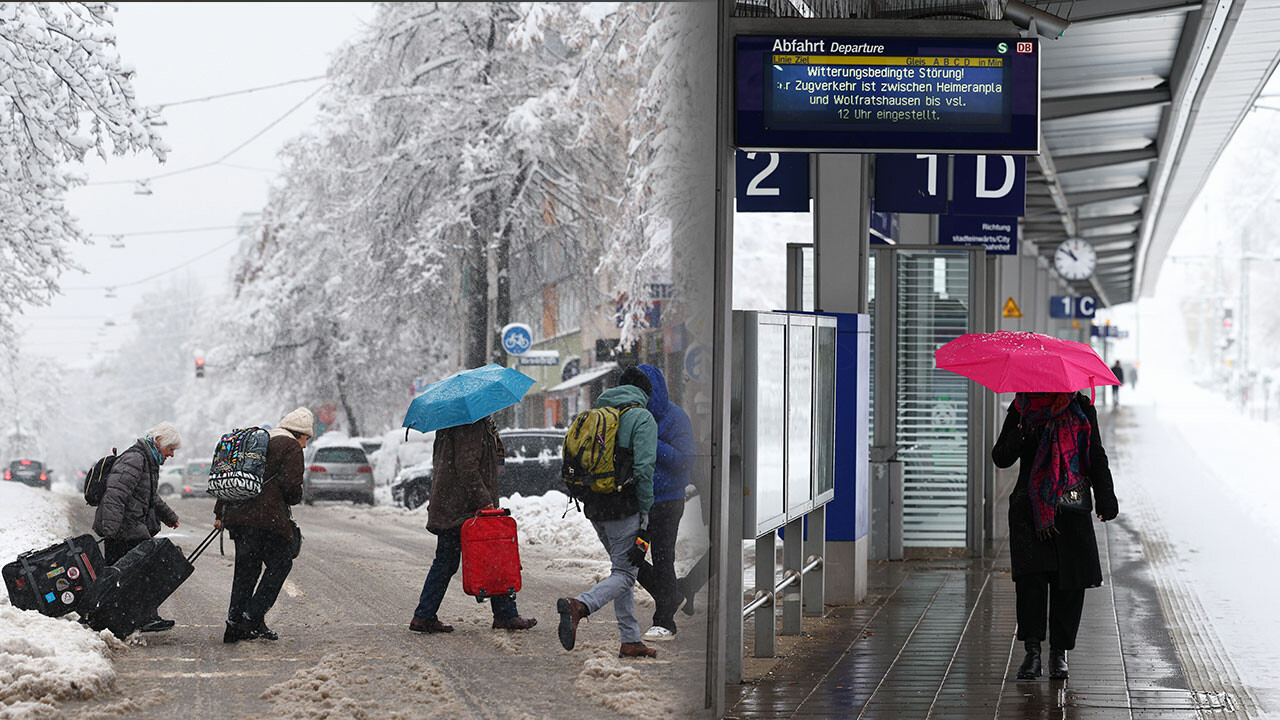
[
  {"x1": 578, "y1": 514, "x2": 643, "y2": 644},
  {"x1": 414, "y1": 528, "x2": 517, "y2": 622}
]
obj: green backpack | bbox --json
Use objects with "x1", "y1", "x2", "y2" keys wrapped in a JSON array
[{"x1": 561, "y1": 405, "x2": 640, "y2": 498}]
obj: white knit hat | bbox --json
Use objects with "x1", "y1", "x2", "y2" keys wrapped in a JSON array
[{"x1": 278, "y1": 407, "x2": 315, "y2": 437}]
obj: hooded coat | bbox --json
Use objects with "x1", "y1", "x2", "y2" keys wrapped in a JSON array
[
  {"x1": 425, "y1": 418, "x2": 503, "y2": 533},
  {"x1": 992, "y1": 393, "x2": 1119, "y2": 589},
  {"x1": 214, "y1": 430, "x2": 305, "y2": 542},
  {"x1": 93, "y1": 439, "x2": 179, "y2": 543},
  {"x1": 582, "y1": 384, "x2": 657, "y2": 522},
  {"x1": 637, "y1": 364, "x2": 696, "y2": 505}
]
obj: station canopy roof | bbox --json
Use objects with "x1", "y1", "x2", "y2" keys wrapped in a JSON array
[{"x1": 731, "y1": 0, "x2": 1280, "y2": 306}]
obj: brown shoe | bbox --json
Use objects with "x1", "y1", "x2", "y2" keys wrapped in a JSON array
[
  {"x1": 409, "y1": 617, "x2": 453, "y2": 633},
  {"x1": 556, "y1": 597, "x2": 589, "y2": 650},
  {"x1": 619, "y1": 641, "x2": 658, "y2": 658},
  {"x1": 492, "y1": 616, "x2": 538, "y2": 631}
]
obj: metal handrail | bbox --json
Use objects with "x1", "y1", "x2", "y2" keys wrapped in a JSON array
[{"x1": 742, "y1": 555, "x2": 824, "y2": 618}]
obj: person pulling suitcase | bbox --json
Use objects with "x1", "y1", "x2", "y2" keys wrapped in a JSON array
[
  {"x1": 409, "y1": 414, "x2": 536, "y2": 634},
  {"x1": 91, "y1": 422, "x2": 184, "y2": 633},
  {"x1": 215, "y1": 408, "x2": 313, "y2": 643}
]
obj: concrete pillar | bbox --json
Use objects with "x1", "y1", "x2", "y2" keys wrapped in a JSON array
[{"x1": 814, "y1": 153, "x2": 869, "y2": 605}]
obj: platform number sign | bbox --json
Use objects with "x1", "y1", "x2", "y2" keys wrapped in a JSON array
[
  {"x1": 735, "y1": 151, "x2": 810, "y2": 212},
  {"x1": 1050, "y1": 296, "x2": 1096, "y2": 319}
]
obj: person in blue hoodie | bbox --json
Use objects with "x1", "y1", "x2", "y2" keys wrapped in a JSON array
[{"x1": 632, "y1": 364, "x2": 696, "y2": 641}]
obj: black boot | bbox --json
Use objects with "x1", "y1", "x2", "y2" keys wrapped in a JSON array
[
  {"x1": 1016, "y1": 641, "x2": 1042, "y2": 679},
  {"x1": 1049, "y1": 648, "x2": 1069, "y2": 679},
  {"x1": 223, "y1": 616, "x2": 259, "y2": 644},
  {"x1": 247, "y1": 615, "x2": 278, "y2": 641}
]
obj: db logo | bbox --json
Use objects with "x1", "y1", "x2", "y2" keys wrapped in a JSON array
[{"x1": 1016, "y1": 41, "x2": 1034, "y2": 54}]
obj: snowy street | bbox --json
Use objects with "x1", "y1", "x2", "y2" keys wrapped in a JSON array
[{"x1": 1, "y1": 493, "x2": 707, "y2": 719}]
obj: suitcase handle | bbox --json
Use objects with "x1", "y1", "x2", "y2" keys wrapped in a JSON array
[
  {"x1": 187, "y1": 527, "x2": 223, "y2": 564},
  {"x1": 475, "y1": 508, "x2": 511, "y2": 517}
]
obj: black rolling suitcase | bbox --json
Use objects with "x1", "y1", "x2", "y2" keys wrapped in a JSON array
[
  {"x1": 2, "y1": 534, "x2": 105, "y2": 616},
  {"x1": 81, "y1": 528, "x2": 220, "y2": 638}
]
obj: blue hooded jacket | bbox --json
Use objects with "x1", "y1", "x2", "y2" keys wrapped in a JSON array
[{"x1": 638, "y1": 364, "x2": 696, "y2": 504}]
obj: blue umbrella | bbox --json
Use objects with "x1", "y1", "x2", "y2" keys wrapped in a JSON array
[{"x1": 402, "y1": 364, "x2": 536, "y2": 434}]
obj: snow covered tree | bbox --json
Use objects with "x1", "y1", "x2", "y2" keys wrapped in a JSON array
[{"x1": 0, "y1": 2, "x2": 166, "y2": 337}]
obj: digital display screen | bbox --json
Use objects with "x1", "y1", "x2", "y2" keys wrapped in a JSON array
[{"x1": 736, "y1": 36, "x2": 1039, "y2": 153}]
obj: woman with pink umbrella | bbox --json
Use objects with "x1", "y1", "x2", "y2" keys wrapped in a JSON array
[{"x1": 937, "y1": 331, "x2": 1119, "y2": 682}]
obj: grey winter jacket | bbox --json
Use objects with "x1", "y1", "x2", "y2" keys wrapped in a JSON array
[{"x1": 93, "y1": 439, "x2": 179, "y2": 543}]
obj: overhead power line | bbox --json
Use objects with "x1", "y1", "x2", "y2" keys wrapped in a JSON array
[
  {"x1": 63, "y1": 237, "x2": 242, "y2": 291},
  {"x1": 154, "y1": 75, "x2": 326, "y2": 109},
  {"x1": 85, "y1": 85, "x2": 327, "y2": 187},
  {"x1": 87, "y1": 224, "x2": 242, "y2": 239}
]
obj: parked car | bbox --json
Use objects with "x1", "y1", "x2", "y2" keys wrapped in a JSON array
[
  {"x1": 390, "y1": 428, "x2": 566, "y2": 510},
  {"x1": 158, "y1": 465, "x2": 184, "y2": 497},
  {"x1": 181, "y1": 461, "x2": 211, "y2": 498},
  {"x1": 304, "y1": 445, "x2": 375, "y2": 505},
  {"x1": 5, "y1": 459, "x2": 49, "y2": 490}
]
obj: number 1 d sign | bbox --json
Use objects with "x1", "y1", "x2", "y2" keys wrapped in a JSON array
[{"x1": 735, "y1": 151, "x2": 810, "y2": 212}]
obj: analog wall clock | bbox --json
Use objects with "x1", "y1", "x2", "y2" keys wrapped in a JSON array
[{"x1": 1053, "y1": 239, "x2": 1097, "y2": 281}]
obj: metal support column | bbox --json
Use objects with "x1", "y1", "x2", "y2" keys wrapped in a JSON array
[
  {"x1": 983, "y1": 255, "x2": 998, "y2": 553},
  {"x1": 870, "y1": 245, "x2": 902, "y2": 562},
  {"x1": 753, "y1": 532, "x2": 776, "y2": 657},
  {"x1": 803, "y1": 505, "x2": 825, "y2": 615},
  {"x1": 967, "y1": 251, "x2": 987, "y2": 557},
  {"x1": 782, "y1": 516, "x2": 804, "y2": 634}
]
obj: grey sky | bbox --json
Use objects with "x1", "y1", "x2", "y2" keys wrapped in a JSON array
[{"x1": 19, "y1": 2, "x2": 375, "y2": 365}]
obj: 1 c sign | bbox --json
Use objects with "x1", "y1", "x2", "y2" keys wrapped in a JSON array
[{"x1": 1050, "y1": 296, "x2": 1096, "y2": 319}]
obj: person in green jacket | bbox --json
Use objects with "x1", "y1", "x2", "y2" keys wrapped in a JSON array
[{"x1": 556, "y1": 366, "x2": 659, "y2": 659}]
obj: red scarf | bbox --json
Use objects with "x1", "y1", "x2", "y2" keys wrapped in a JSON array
[{"x1": 1014, "y1": 393, "x2": 1091, "y2": 536}]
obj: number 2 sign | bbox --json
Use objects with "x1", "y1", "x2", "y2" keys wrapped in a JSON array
[{"x1": 735, "y1": 151, "x2": 810, "y2": 212}]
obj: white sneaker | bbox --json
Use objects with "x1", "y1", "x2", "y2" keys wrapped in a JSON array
[{"x1": 643, "y1": 625, "x2": 675, "y2": 641}]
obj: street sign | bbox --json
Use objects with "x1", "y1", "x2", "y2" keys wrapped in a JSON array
[
  {"x1": 1002, "y1": 297, "x2": 1023, "y2": 318},
  {"x1": 951, "y1": 155, "x2": 1026, "y2": 216},
  {"x1": 685, "y1": 344, "x2": 710, "y2": 383},
  {"x1": 500, "y1": 323, "x2": 533, "y2": 356},
  {"x1": 1050, "y1": 296, "x2": 1096, "y2": 319},
  {"x1": 937, "y1": 215, "x2": 1017, "y2": 255},
  {"x1": 735, "y1": 151, "x2": 810, "y2": 212},
  {"x1": 735, "y1": 36, "x2": 1040, "y2": 153},
  {"x1": 517, "y1": 350, "x2": 559, "y2": 366}
]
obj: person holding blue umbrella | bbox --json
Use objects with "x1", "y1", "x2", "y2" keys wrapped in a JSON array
[{"x1": 403, "y1": 365, "x2": 538, "y2": 634}]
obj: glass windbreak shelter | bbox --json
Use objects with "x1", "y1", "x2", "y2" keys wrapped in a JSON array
[{"x1": 737, "y1": 311, "x2": 838, "y2": 538}]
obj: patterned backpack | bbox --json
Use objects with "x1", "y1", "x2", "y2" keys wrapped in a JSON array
[{"x1": 206, "y1": 427, "x2": 271, "y2": 502}]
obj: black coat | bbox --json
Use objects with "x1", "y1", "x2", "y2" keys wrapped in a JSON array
[
  {"x1": 93, "y1": 439, "x2": 179, "y2": 543},
  {"x1": 992, "y1": 394, "x2": 1119, "y2": 589}
]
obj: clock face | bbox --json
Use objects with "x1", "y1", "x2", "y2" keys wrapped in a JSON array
[{"x1": 1053, "y1": 239, "x2": 1097, "y2": 281}]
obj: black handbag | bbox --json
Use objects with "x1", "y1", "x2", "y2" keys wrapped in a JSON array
[
  {"x1": 1057, "y1": 480, "x2": 1093, "y2": 515},
  {"x1": 289, "y1": 520, "x2": 302, "y2": 559}
]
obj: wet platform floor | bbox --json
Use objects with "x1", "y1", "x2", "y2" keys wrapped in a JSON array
[{"x1": 727, "y1": 407, "x2": 1259, "y2": 719}]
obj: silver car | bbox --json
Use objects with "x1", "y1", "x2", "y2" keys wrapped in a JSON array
[
  {"x1": 304, "y1": 445, "x2": 375, "y2": 505},
  {"x1": 182, "y1": 461, "x2": 210, "y2": 498}
]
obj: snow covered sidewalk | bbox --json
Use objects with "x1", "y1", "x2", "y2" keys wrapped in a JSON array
[{"x1": 0, "y1": 483, "x2": 122, "y2": 719}]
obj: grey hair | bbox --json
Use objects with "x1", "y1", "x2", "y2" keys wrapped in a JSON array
[{"x1": 145, "y1": 422, "x2": 182, "y2": 451}]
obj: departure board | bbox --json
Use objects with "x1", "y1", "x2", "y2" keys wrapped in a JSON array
[{"x1": 736, "y1": 36, "x2": 1039, "y2": 154}]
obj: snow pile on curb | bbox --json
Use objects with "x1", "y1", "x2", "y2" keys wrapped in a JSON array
[
  {"x1": 506, "y1": 491, "x2": 600, "y2": 560},
  {"x1": 0, "y1": 483, "x2": 121, "y2": 716},
  {"x1": 573, "y1": 648, "x2": 681, "y2": 719}
]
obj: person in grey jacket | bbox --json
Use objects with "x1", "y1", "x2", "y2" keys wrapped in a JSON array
[{"x1": 92, "y1": 421, "x2": 183, "y2": 632}]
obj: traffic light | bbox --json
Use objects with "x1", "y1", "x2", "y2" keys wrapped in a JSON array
[{"x1": 195, "y1": 356, "x2": 205, "y2": 379}]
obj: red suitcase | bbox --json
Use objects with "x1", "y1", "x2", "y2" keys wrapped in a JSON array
[{"x1": 460, "y1": 508, "x2": 522, "y2": 601}]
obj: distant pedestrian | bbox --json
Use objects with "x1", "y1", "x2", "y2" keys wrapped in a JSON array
[
  {"x1": 1110, "y1": 361, "x2": 1125, "y2": 405},
  {"x1": 992, "y1": 391, "x2": 1118, "y2": 681},
  {"x1": 634, "y1": 364, "x2": 695, "y2": 642},
  {"x1": 215, "y1": 407, "x2": 311, "y2": 643},
  {"x1": 557, "y1": 366, "x2": 659, "y2": 659},
  {"x1": 409, "y1": 414, "x2": 537, "y2": 633},
  {"x1": 92, "y1": 422, "x2": 183, "y2": 633}
]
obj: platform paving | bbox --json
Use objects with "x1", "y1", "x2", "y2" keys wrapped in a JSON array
[{"x1": 726, "y1": 410, "x2": 1257, "y2": 720}]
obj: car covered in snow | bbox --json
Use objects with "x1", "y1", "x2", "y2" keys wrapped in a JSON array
[
  {"x1": 391, "y1": 428, "x2": 566, "y2": 510},
  {"x1": 5, "y1": 459, "x2": 49, "y2": 490}
]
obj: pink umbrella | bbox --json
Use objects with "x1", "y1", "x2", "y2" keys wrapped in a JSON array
[{"x1": 934, "y1": 331, "x2": 1120, "y2": 396}]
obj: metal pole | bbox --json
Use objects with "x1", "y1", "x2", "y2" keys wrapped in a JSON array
[
  {"x1": 782, "y1": 516, "x2": 804, "y2": 635},
  {"x1": 803, "y1": 505, "x2": 825, "y2": 616},
  {"x1": 753, "y1": 532, "x2": 776, "y2": 658}
]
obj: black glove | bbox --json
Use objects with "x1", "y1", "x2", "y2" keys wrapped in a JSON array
[{"x1": 627, "y1": 527, "x2": 650, "y2": 567}]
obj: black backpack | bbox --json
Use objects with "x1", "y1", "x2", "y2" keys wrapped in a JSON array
[{"x1": 83, "y1": 449, "x2": 118, "y2": 507}]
